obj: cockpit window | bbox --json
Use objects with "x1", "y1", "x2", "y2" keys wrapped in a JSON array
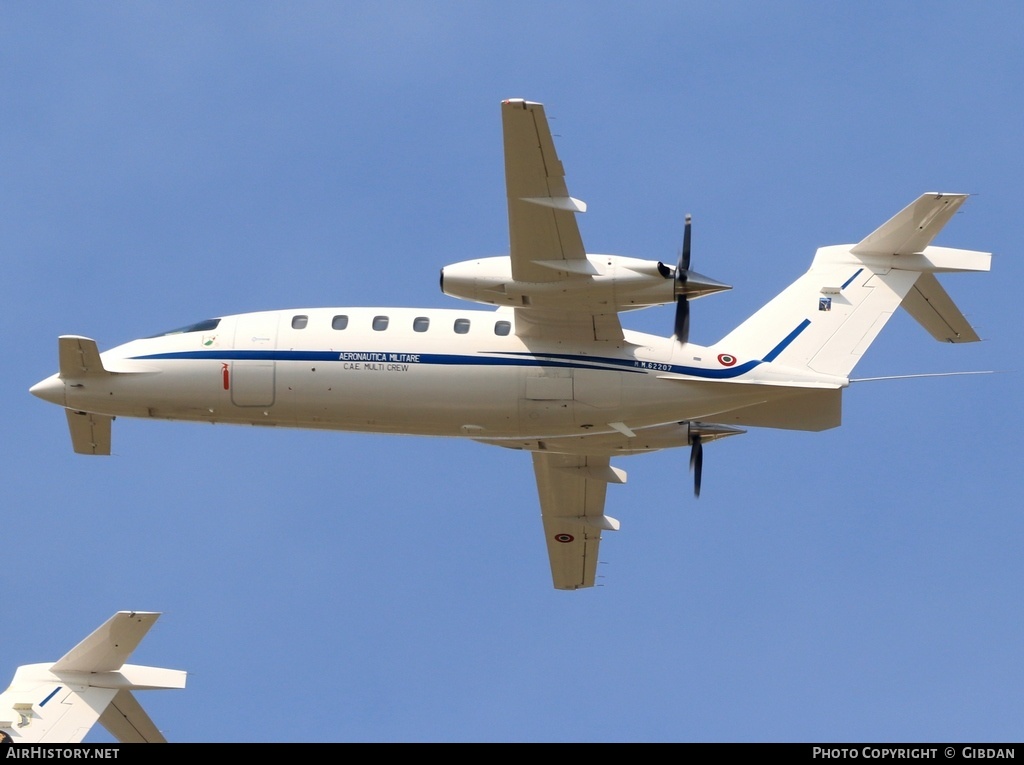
[{"x1": 147, "y1": 318, "x2": 221, "y2": 338}]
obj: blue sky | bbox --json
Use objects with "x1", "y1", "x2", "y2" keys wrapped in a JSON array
[{"x1": 3, "y1": 2, "x2": 1022, "y2": 743}]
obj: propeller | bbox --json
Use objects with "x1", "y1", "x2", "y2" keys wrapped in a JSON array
[
  {"x1": 657, "y1": 213, "x2": 732, "y2": 345},
  {"x1": 689, "y1": 432, "x2": 703, "y2": 497},
  {"x1": 683, "y1": 422, "x2": 746, "y2": 499},
  {"x1": 673, "y1": 214, "x2": 693, "y2": 343}
]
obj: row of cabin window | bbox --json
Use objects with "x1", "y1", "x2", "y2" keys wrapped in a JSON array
[{"x1": 290, "y1": 314, "x2": 512, "y2": 336}]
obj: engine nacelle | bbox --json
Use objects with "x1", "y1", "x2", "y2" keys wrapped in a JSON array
[{"x1": 441, "y1": 254, "x2": 688, "y2": 313}]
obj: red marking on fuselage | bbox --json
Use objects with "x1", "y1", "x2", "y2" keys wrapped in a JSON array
[{"x1": 222, "y1": 363, "x2": 230, "y2": 390}]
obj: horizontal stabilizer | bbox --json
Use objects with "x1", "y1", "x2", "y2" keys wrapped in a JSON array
[
  {"x1": 98, "y1": 689, "x2": 167, "y2": 743},
  {"x1": 851, "y1": 193, "x2": 967, "y2": 257},
  {"x1": 901, "y1": 272, "x2": 981, "y2": 343},
  {"x1": 898, "y1": 246, "x2": 992, "y2": 273},
  {"x1": 52, "y1": 612, "x2": 160, "y2": 673}
]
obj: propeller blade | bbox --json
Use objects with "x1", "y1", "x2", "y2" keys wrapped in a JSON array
[
  {"x1": 681, "y1": 213, "x2": 692, "y2": 270},
  {"x1": 672, "y1": 214, "x2": 693, "y2": 344},
  {"x1": 689, "y1": 434, "x2": 703, "y2": 497},
  {"x1": 673, "y1": 297, "x2": 690, "y2": 343}
]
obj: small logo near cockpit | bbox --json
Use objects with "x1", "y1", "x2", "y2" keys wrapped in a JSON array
[{"x1": 717, "y1": 353, "x2": 737, "y2": 367}]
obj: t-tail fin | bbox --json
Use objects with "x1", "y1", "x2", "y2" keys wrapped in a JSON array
[
  {"x1": 716, "y1": 193, "x2": 990, "y2": 378},
  {"x1": 0, "y1": 611, "x2": 186, "y2": 744}
]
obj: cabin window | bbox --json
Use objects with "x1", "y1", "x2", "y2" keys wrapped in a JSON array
[
  {"x1": 291, "y1": 315, "x2": 308, "y2": 329},
  {"x1": 454, "y1": 318, "x2": 471, "y2": 334},
  {"x1": 372, "y1": 315, "x2": 389, "y2": 331},
  {"x1": 413, "y1": 316, "x2": 430, "y2": 332},
  {"x1": 494, "y1": 320, "x2": 511, "y2": 336},
  {"x1": 332, "y1": 315, "x2": 349, "y2": 330}
]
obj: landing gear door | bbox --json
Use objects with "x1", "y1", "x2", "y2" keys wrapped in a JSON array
[{"x1": 231, "y1": 313, "x2": 278, "y2": 407}]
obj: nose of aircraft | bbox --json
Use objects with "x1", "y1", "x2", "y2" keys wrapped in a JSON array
[{"x1": 30, "y1": 374, "x2": 65, "y2": 406}]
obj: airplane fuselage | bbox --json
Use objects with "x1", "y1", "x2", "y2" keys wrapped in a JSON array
[{"x1": 33, "y1": 306, "x2": 807, "y2": 448}]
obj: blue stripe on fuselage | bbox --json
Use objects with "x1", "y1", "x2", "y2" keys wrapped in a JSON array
[
  {"x1": 132, "y1": 321, "x2": 814, "y2": 381},
  {"x1": 132, "y1": 348, "x2": 765, "y2": 379}
]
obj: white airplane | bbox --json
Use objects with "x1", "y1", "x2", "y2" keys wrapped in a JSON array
[
  {"x1": 30, "y1": 99, "x2": 991, "y2": 590},
  {"x1": 0, "y1": 611, "x2": 186, "y2": 744}
]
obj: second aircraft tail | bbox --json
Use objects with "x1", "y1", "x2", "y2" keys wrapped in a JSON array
[{"x1": 0, "y1": 611, "x2": 186, "y2": 744}]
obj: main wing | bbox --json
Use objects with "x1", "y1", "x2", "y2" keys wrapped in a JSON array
[
  {"x1": 502, "y1": 99, "x2": 628, "y2": 589},
  {"x1": 532, "y1": 453, "x2": 624, "y2": 590},
  {"x1": 501, "y1": 98, "x2": 624, "y2": 343}
]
